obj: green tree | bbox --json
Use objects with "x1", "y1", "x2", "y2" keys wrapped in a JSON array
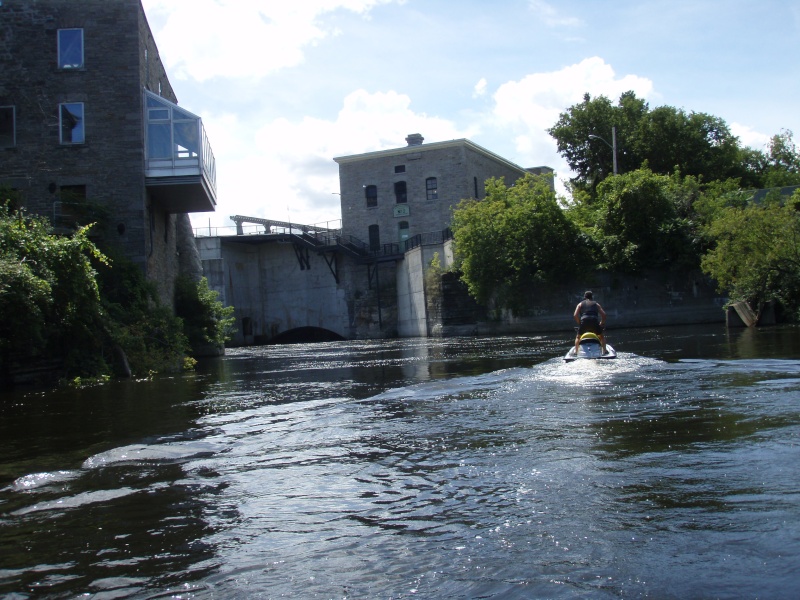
[
  {"x1": 95, "y1": 253, "x2": 191, "y2": 377},
  {"x1": 737, "y1": 146, "x2": 770, "y2": 190},
  {"x1": 175, "y1": 275, "x2": 235, "y2": 352},
  {"x1": 592, "y1": 169, "x2": 683, "y2": 272},
  {"x1": 548, "y1": 92, "x2": 646, "y2": 192},
  {"x1": 634, "y1": 108, "x2": 742, "y2": 183},
  {"x1": 451, "y1": 174, "x2": 586, "y2": 312},
  {"x1": 700, "y1": 190, "x2": 800, "y2": 318},
  {"x1": 564, "y1": 168, "x2": 702, "y2": 273},
  {"x1": 549, "y1": 92, "x2": 750, "y2": 195},
  {"x1": 1, "y1": 199, "x2": 199, "y2": 384},
  {"x1": 763, "y1": 129, "x2": 800, "y2": 188},
  {"x1": 0, "y1": 202, "x2": 109, "y2": 375}
]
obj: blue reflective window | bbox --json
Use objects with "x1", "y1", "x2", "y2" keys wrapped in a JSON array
[
  {"x1": 60, "y1": 103, "x2": 84, "y2": 144},
  {"x1": 147, "y1": 123, "x2": 171, "y2": 158},
  {"x1": 173, "y1": 121, "x2": 199, "y2": 158},
  {"x1": 58, "y1": 29, "x2": 84, "y2": 69}
]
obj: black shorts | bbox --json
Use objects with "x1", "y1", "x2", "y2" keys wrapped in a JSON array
[{"x1": 578, "y1": 318, "x2": 603, "y2": 335}]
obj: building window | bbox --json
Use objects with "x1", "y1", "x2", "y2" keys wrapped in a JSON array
[
  {"x1": 365, "y1": 184, "x2": 377, "y2": 208},
  {"x1": 368, "y1": 224, "x2": 380, "y2": 252},
  {"x1": 398, "y1": 221, "x2": 410, "y2": 243},
  {"x1": 394, "y1": 165, "x2": 405, "y2": 174},
  {"x1": 146, "y1": 93, "x2": 173, "y2": 158},
  {"x1": 59, "y1": 103, "x2": 85, "y2": 144},
  {"x1": 58, "y1": 29, "x2": 84, "y2": 69},
  {"x1": 0, "y1": 106, "x2": 15, "y2": 148},
  {"x1": 394, "y1": 181, "x2": 407, "y2": 204},
  {"x1": 60, "y1": 184, "x2": 87, "y2": 201},
  {"x1": 426, "y1": 177, "x2": 438, "y2": 200},
  {"x1": 474, "y1": 176, "x2": 479, "y2": 199},
  {"x1": 54, "y1": 184, "x2": 87, "y2": 227}
]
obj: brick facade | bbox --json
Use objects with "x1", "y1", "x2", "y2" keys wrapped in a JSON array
[{"x1": 0, "y1": 0, "x2": 211, "y2": 305}]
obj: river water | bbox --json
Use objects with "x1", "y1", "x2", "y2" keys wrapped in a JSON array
[{"x1": 1, "y1": 324, "x2": 799, "y2": 599}]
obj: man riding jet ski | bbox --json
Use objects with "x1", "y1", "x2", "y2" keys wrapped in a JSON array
[{"x1": 573, "y1": 291, "x2": 607, "y2": 355}]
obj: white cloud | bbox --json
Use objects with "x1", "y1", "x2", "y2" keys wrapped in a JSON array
[
  {"x1": 493, "y1": 57, "x2": 654, "y2": 129},
  {"x1": 482, "y1": 57, "x2": 654, "y2": 195},
  {"x1": 473, "y1": 78, "x2": 488, "y2": 98},
  {"x1": 194, "y1": 89, "x2": 469, "y2": 231},
  {"x1": 731, "y1": 122, "x2": 771, "y2": 150},
  {"x1": 528, "y1": 0, "x2": 583, "y2": 28},
  {"x1": 141, "y1": 0, "x2": 398, "y2": 82}
]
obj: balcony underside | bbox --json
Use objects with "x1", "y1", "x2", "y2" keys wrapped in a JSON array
[{"x1": 146, "y1": 174, "x2": 216, "y2": 213}]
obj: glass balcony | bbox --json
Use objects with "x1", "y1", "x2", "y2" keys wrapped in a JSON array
[{"x1": 144, "y1": 90, "x2": 217, "y2": 213}]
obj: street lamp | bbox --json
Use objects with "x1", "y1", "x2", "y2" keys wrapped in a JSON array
[{"x1": 589, "y1": 126, "x2": 618, "y2": 175}]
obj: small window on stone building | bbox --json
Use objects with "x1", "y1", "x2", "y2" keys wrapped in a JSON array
[
  {"x1": 474, "y1": 176, "x2": 479, "y2": 199},
  {"x1": 59, "y1": 103, "x2": 85, "y2": 144},
  {"x1": 394, "y1": 165, "x2": 405, "y2": 174},
  {"x1": 426, "y1": 177, "x2": 438, "y2": 200},
  {"x1": 398, "y1": 221, "x2": 410, "y2": 243},
  {"x1": 0, "y1": 106, "x2": 15, "y2": 148},
  {"x1": 55, "y1": 185, "x2": 87, "y2": 227},
  {"x1": 59, "y1": 184, "x2": 87, "y2": 202},
  {"x1": 58, "y1": 29, "x2": 84, "y2": 69},
  {"x1": 365, "y1": 184, "x2": 377, "y2": 208},
  {"x1": 394, "y1": 181, "x2": 407, "y2": 204},
  {"x1": 368, "y1": 224, "x2": 380, "y2": 252}
]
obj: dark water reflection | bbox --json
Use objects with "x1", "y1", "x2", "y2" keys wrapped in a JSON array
[{"x1": 1, "y1": 324, "x2": 800, "y2": 598}]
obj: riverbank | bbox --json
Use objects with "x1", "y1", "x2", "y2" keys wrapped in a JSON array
[{"x1": 434, "y1": 268, "x2": 727, "y2": 336}]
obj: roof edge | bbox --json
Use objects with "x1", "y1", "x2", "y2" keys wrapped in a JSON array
[{"x1": 333, "y1": 138, "x2": 528, "y2": 174}]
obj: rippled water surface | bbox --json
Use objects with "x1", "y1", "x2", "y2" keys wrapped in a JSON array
[{"x1": 1, "y1": 325, "x2": 800, "y2": 598}]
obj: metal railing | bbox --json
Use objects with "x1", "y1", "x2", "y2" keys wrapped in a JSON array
[
  {"x1": 193, "y1": 221, "x2": 452, "y2": 261},
  {"x1": 193, "y1": 218, "x2": 342, "y2": 239},
  {"x1": 404, "y1": 227, "x2": 452, "y2": 251}
]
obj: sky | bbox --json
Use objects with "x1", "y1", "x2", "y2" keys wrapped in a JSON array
[{"x1": 139, "y1": 0, "x2": 800, "y2": 233}]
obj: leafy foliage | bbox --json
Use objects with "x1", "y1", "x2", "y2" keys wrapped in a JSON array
[
  {"x1": 547, "y1": 92, "x2": 650, "y2": 187},
  {"x1": 0, "y1": 200, "x2": 109, "y2": 374},
  {"x1": 0, "y1": 198, "x2": 197, "y2": 383},
  {"x1": 592, "y1": 169, "x2": 699, "y2": 272},
  {"x1": 549, "y1": 92, "x2": 755, "y2": 195},
  {"x1": 174, "y1": 275, "x2": 235, "y2": 350},
  {"x1": 549, "y1": 96, "x2": 800, "y2": 304},
  {"x1": 95, "y1": 253, "x2": 191, "y2": 376},
  {"x1": 700, "y1": 191, "x2": 800, "y2": 317},
  {"x1": 762, "y1": 130, "x2": 800, "y2": 188},
  {"x1": 451, "y1": 174, "x2": 586, "y2": 312}
]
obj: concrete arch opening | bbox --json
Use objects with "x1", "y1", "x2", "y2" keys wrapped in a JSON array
[{"x1": 268, "y1": 327, "x2": 345, "y2": 345}]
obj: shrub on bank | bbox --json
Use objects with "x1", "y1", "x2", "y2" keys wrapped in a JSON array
[{"x1": 1, "y1": 196, "x2": 230, "y2": 387}]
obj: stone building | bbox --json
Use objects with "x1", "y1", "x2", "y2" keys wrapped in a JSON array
[
  {"x1": 334, "y1": 133, "x2": 553, "y2": 250},
  {"x1": 0, "y1": 0, "x2": 216, "y2": 304}
]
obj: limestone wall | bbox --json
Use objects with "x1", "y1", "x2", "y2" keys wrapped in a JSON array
[
  {"x1": 198, "y1": 234, "x2": 730, "y2": 346},
  {"x1": 397, "y1": 246, "x2": 427, "y2": 337},
  {"x1": 433, "y1": 268, "x2": 726, "y2": 337},
  {"x1": 0, "y1": 0, "x2": 190, "y2": 307}
]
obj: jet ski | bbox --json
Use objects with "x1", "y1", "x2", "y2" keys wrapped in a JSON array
[{"x1": 564, "y1": 332, "x2": 616, "y2": 361}]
